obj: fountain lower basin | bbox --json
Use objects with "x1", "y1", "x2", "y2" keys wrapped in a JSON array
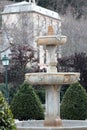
[
  {"x1": 16, "y1": 120, "x2": 87, "y2": 130},
  {"x1": 25, "y1": 72, "x2": 80, "y2": 85}
]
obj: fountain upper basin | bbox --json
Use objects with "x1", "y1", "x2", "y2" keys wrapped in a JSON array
[
  {"x1": 25, "y1": 72, "x2": 80, "y2": 85},
  {"x1": 36, "y1": 35, "x2": 67, "y2": 45}
]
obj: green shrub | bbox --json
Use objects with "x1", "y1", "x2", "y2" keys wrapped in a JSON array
[
  {"x1": 10, "y1": 82, "x2": 44, "y2": 120},
  {"x1": 60, "y1": 84, "x2": 69, "y2": 102},
  {"x1": 0, "y1": 83, "x2": 11, "y2": 103},
  {"x1": 60, "y1": 82, "x2": 87, "y2": 120},
  {"x1": 35, "y1": 88, "x2": 45, "y2": 104},
  {"x1": 0, "y1": 91, "x2": 16, "y2": 130},
  {"x1": 0, "y1": 83, "x2": 5, "y2": 96}
]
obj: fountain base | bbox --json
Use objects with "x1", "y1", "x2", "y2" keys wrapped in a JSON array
[
  {"x1": 16, "y1": 120, "x2": 87, "y2": 130},
  {"x1": 44, "y1": 117, "x2": 63, "y2": 127}
]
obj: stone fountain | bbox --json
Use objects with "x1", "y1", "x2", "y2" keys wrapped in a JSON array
[{"x1": 16, "y1": 26, "x2": 87, "y2": 129}]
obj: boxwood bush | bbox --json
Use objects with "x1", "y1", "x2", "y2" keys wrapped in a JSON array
[
  {"x1": 10, "y1": 82, "x2": 44, "y2": 120},
  {"x1": 60, "y1": 82, "x2": 87, "y2": 120},
  {"x1": 0, "y1": 91, "x2": 16, "y2": 130}
]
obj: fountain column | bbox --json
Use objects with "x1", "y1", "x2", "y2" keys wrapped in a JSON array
[
  {"x1": 44, "y1": 44, "x2": 62, "y2": 126},
  {"x1": 45, "y1": 85, "x2": 61, "y2": 126}
]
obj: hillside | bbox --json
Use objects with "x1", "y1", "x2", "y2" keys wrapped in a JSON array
[
  {"x1": 8, "y1": 0, "x2": 87, "y2": 19},
  {"x1": 39, "y1": 0, "x2": 87, "y2": 19}
]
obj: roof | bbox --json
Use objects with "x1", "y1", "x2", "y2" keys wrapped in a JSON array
[{"x1": 1, "y1": 1, "x2": 61, "y2": 20}]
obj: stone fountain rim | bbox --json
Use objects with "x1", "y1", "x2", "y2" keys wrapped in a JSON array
[
  {"x1": 16, "y1": 127, "x2": 87, "y2": 129},
  {"x1": 36, "y1": 35, "x2": 67, "y2": 39},
  {"x1": 36, "y1": 35, "x2": 67, "y2": 45},
  {"x1": 25, "y1": 72, "x2": 80, "y2": 75},
  {"x1": 25, "y1": 72, "x2": 80, "y2": 85},
  {"x1": 16, "y1": 119, "x2": 87, "y2": 129}
]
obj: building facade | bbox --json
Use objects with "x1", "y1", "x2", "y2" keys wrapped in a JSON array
[{"x1": 1, "y1": 0, "x2": 61, "y2": 67}]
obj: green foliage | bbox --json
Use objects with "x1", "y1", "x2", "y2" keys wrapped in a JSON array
[
  {"x1": 9, "y1": 84, "x2": 18, "y2": 104},
  {"x1": 35, "y1": 87, "x2": 45, "y2": 104},
  {"x1": 60, "y1": 85, "x2": 69, "y2": 102},
  {"x1": 0, "y1": 83, "x2": 11, "y2": 103},
  {"x1": 60, "y1": 82, "x2": 87, "y2": 120},
  {"x1": 0, "y1": 83, "x2": 13, "y2": 104},
  {"x1": 0, "y1": 91, "x2": 16, "y2": 130},
  {"x1": 10, "y1": 82, "x2": 44, "y2": 120},
  {"x1": 0, "y1": 83, "x2": 6, "y2": 97}
]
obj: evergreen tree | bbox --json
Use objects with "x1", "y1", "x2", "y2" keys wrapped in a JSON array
[
  {"x1": 11, "y1": 82, "x2": 44, "y2": 120},
  {"x1": 60, "y1": 82, "x2": 87, "y2": 120}
]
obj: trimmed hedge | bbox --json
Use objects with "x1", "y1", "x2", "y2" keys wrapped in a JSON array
[
  {"x1": 0, "y1": 91, "x2": 16, "y2": 130},
  {"x1": 10, "y1": 82, "x2": 44, "y2": 120},
  {"x1": 60, "y1": 82, "x2": 87, "y2": 120}
]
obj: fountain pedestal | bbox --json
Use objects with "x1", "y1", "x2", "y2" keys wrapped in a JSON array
[{"x1": 44, "y1": 85, "x2": 61, "y2": 126}]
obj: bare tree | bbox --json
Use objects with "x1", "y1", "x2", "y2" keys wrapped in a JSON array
[{"x1": 60, "y1": 12, "x2": 87, "y2": 57}]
